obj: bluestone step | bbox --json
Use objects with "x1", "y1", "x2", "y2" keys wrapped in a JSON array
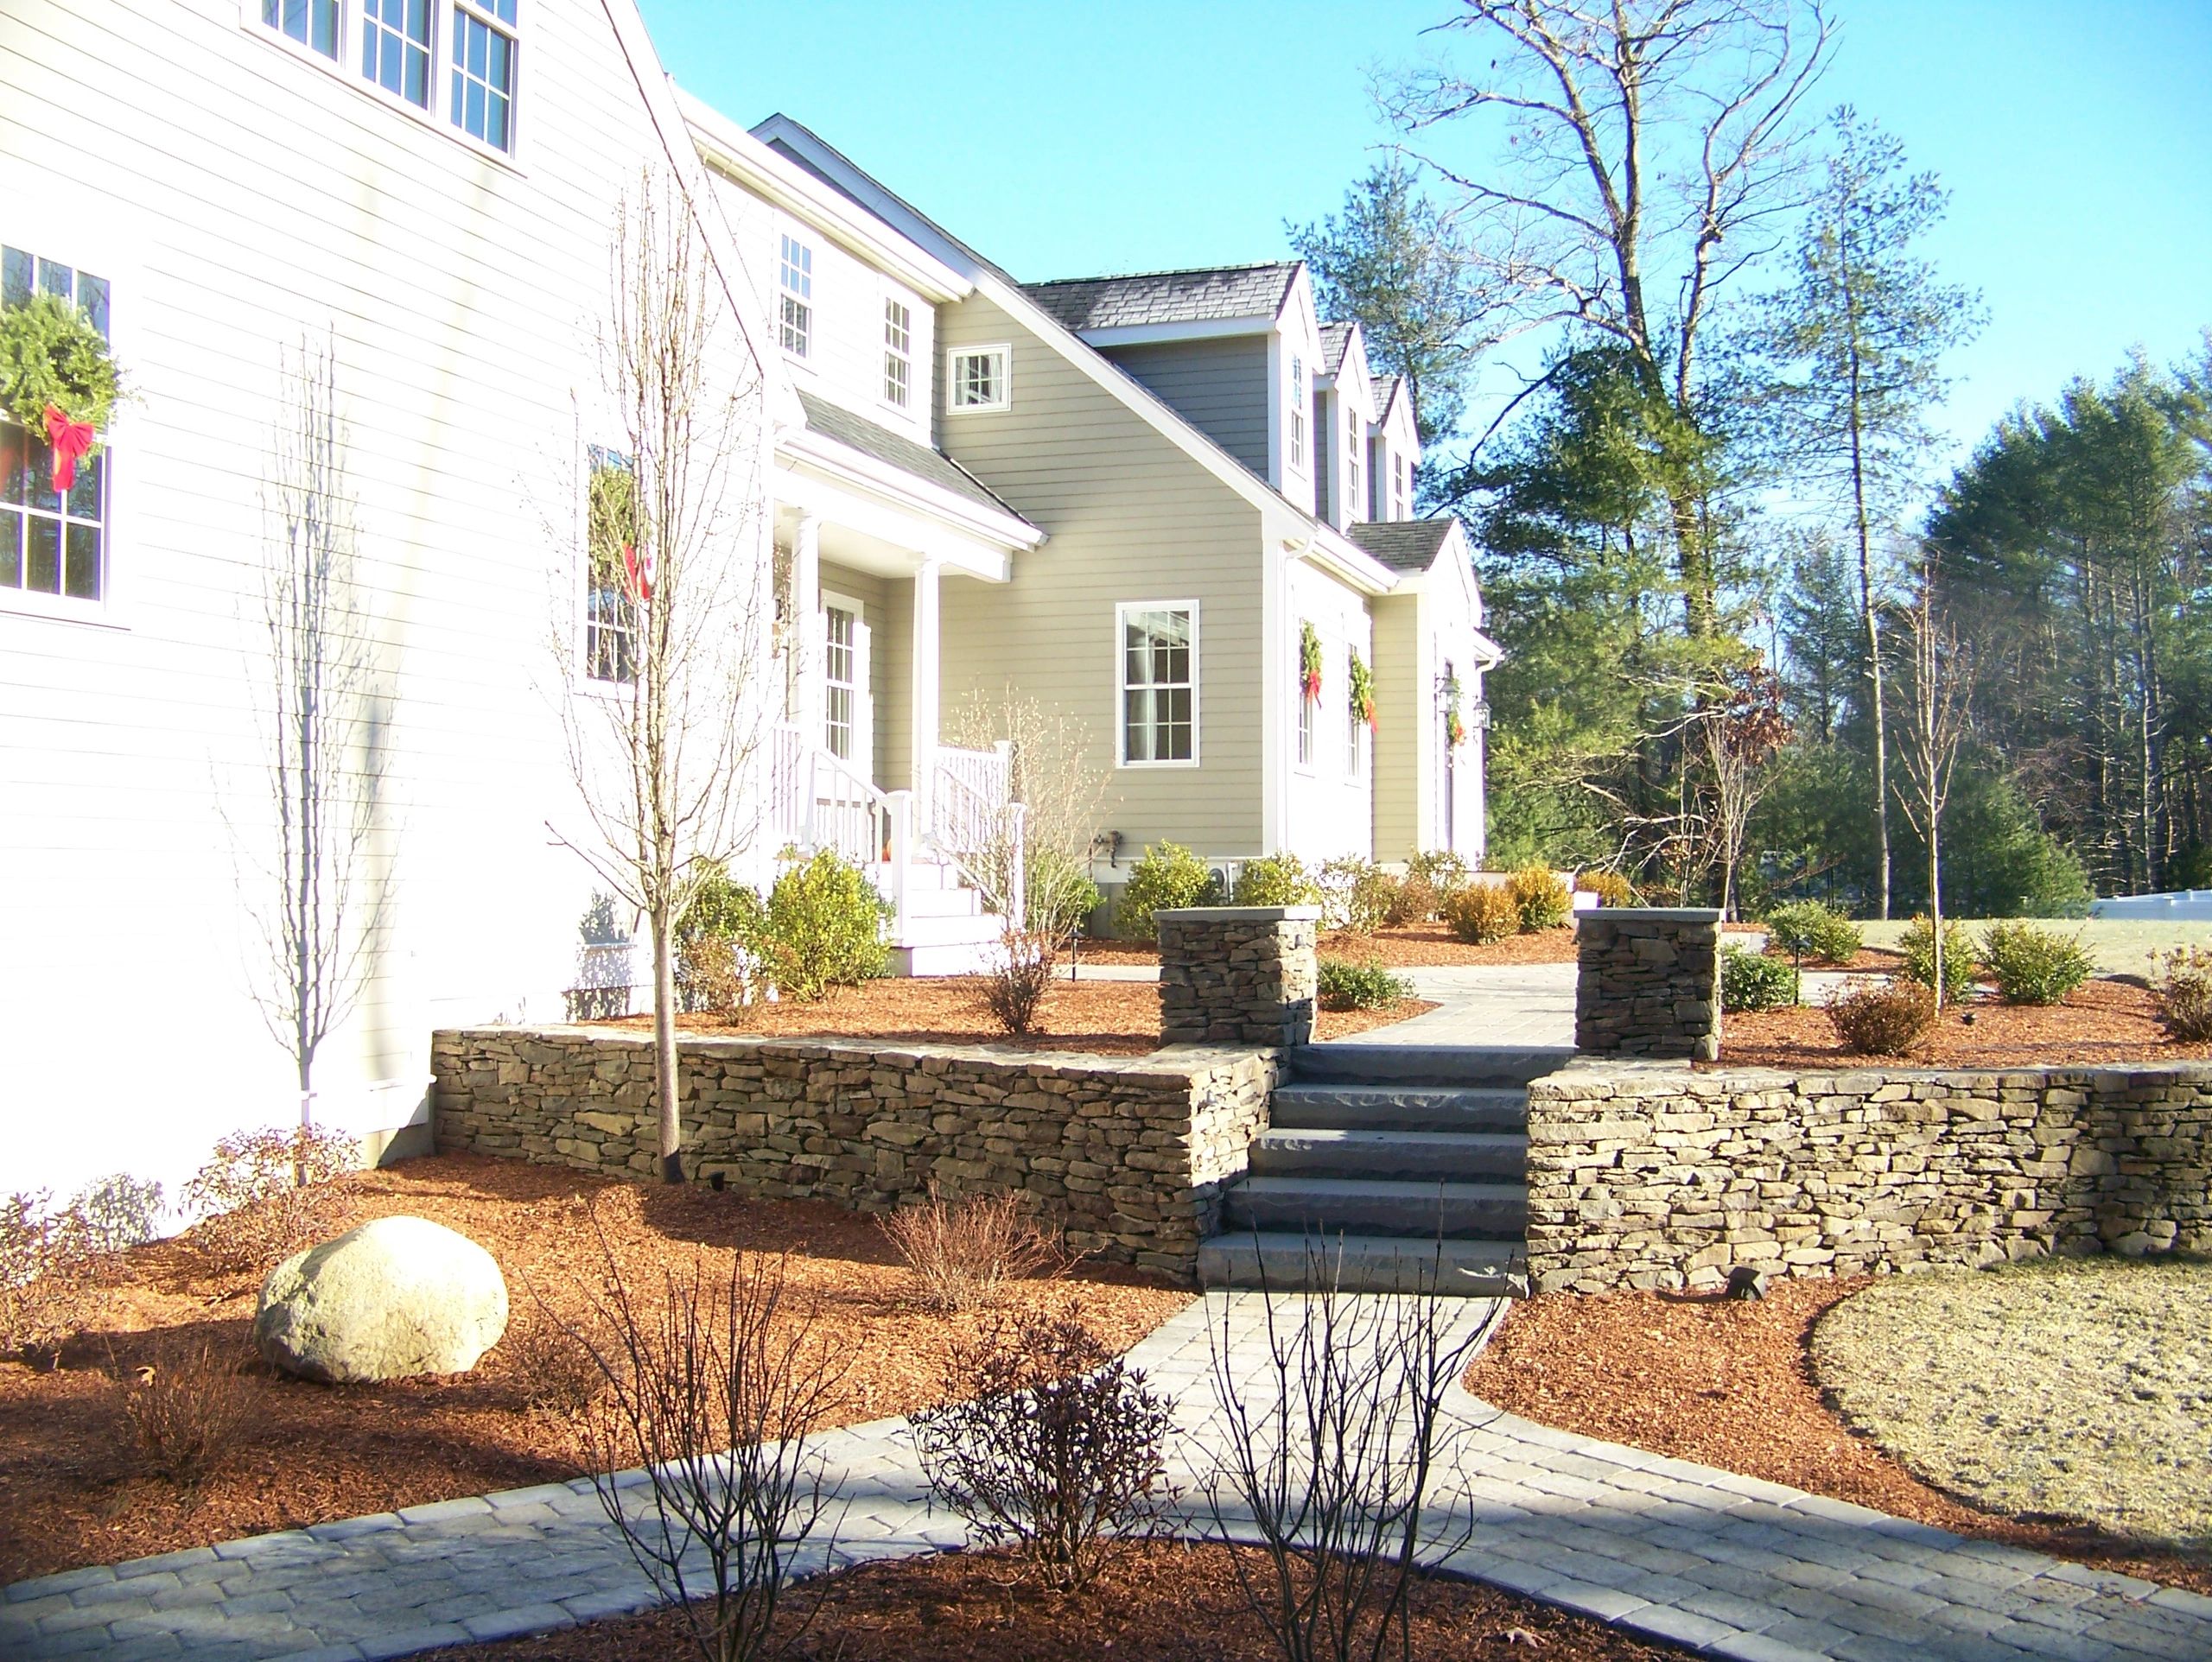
[
  {"x1": 1268, "y1": 1084, "x2": 1528, "y2": 1134},
  {"x1": 1224, "y1": 1176, "x2": 1528, "y2": 1239},
  {"x1": 1288, "y1": 1044, "x2": 1573, "y2": 1088},
  {"x1": 1198, "y1": 1231, "x2": 1529, "y2": 1297},
  {"x1": 1248, "y1": 1127, "x2": 1527, "y2": 1183}
]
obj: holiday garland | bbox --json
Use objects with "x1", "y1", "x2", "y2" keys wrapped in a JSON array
[
  {"x1": 1297, "y1": 619, "x2": 1324, "y2": 702},
  {"x1": 1347, "y1": 649, "x2": 1376, "y2": 728},
  {"x1": 0, "y1": 291, "x2": 121, "y2": 492}
]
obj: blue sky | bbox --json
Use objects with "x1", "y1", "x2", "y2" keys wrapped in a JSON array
[{"x1": 645, "y1": 0, "x2": 2212, "y2": 466}]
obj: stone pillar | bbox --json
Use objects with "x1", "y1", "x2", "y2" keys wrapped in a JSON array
[
  {"x1": 1574, "y1": 908, "x2": 1723, "y2": 1060},
  {"x1": 1156, "y1": 906, "x2": 1319, "y2": 1047}
]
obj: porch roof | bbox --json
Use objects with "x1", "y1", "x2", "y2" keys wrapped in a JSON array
[
  {"x1": 795, "y1": 391, "x2": 1035, "y2": 528},
  {"x1": 1350, "y1": 517, "x2": 1458, "y2": 574}
]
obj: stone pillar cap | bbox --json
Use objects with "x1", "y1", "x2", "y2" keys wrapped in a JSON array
[
  {"x1": 1576, "y1": 907, "x2": 1724, "y2": 923},
  {"x1": 1154, "y1": 906, "x2": 1323, "y2": 922}
]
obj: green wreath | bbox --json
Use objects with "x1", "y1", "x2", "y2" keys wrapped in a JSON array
[
  {"x1": 1347, "y1": 650, "x2": 1376, "y2": 728},
  {"x1": 1443, "y1": 675, "x2": 1467, "y2": 747},
  {"x1": 0, "y1": 292, "x2": 121, "y2": 439},
  {"x1": 1298, "y1": 619, "x2": 1324, "y2": 702}
]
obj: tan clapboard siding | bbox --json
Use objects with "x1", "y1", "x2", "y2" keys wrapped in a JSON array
[
  {"x1": 0, "y1": 0, "x2": 772, "y2": 1198},
  {"x1": 1096, "y1": 337, "x2": 1270, "y2": 482},
  {"x1": 1370, "y1": 593, "x2": 1428, "y2": 861},
  {"x1": 934, "y1": 292, "x2": 1266, "y2": 857}
]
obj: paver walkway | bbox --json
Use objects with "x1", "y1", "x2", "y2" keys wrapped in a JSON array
[{"x1": 8, "y1": 1293, "x2": 2211, "y2": 1662}]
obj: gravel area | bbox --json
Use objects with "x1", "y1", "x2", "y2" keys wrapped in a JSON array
[{"x1": 1812, "y1": 1256, "x2": 2212, "y2": 1551}]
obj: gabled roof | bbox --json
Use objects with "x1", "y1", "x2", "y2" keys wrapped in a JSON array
[
  {"x1": 1318, "y1": 320, "x2": 1357, "y2": 376},
  {"x1": 795, "y1": 390, "x2": 1032, "y2": 525},
  {"x1": 1021, "y1": 263, "x2": 1299, "y2": 332},
  {"x1": 1350, "y1": 517, "x2": 1457, "y2": 574}
]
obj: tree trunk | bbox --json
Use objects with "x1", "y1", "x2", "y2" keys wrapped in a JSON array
[
  {"x1": 1847, "y1": 361, "x2": 1892, "y2": 922},
  {"x1": 652, "y1": 907, "x2": 683, "y2": 1184}
]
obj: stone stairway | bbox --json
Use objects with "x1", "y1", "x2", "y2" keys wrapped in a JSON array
[{"x1": 1198, "y1": 1044, "x2": 1571, "y2": 1296}]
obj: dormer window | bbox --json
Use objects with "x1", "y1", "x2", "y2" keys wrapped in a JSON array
[
  {"x1": 947, "y1": 345, "x2": 1011, "y2": 413},
  {"x1": 778, "y1": 235, "x2": 813, "y2": 358},
  {"x1": 1288, "y1": 358, "x2": 1306, "y2": 471},
  {"x1": 882, "y1": 299, "x2": 912, "y2": 409},
  {"x1": 1394, "y1": 454, "x2": 1409, "y2": 518},
  {"x1": 1345, "y1": 410, "x2": 1362, "y2": 523}
]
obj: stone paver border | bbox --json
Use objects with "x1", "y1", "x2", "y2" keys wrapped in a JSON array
[{"x1": 8, "y1": 1293, "x2": 2211, "y2": 1661}]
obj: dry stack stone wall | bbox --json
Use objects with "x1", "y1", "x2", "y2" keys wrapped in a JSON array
[
  {"x1": 1157, "y1": 907, "x2": 1319, "y2": 1047},
  {"x1": 1525, "y1": 1058, "x2": 2212, "y2": 1293},
  {"x1": 1575, "y1": 909, "x2": 1723, "y2": 1061},
  {"x1": 430, "y1": 1029, "x2": 1279, "y2": 1277}
]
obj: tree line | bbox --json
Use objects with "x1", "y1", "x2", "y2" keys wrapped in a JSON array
[{"x1": 1294, "y1": 0, "x2": 2210, "y2": 917}]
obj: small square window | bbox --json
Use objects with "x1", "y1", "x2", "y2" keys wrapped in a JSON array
[
  {"x1": 779, "y1": 235, "x2": 813, "y2": 358},
  {"x1": 883, "y1": 299, "x2": 912, "y2": 408},
  {"x1": 947, "y1": 345, "x2": 1010, "y2": 413}
]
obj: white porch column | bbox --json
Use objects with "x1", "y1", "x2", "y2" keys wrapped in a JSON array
[
  {"x1": 910, "y1": 557, "x2": 941, "y2": 823},
  {"x1": 793, "y1": 512, "x2": 823, "y2": 745}
]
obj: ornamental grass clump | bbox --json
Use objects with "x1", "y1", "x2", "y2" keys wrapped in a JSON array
[
  {"x1": 107, "y1": 1331, "x2": 252, "y2": 1488},
  {"x1": 1978, "y1": 922, "x2": 2094, "y2": 1005},
  {"x1": 2151, "y1": 945, "x2": 2212, "y2": 1042},
  {"x1": 1720, "y1": 944, "x2": 1799, "y2": 1012},
  {"x1": 1764, "y1": 900, "x2": 1862, "y2": 965},
  {"x1": 1505, "y1": 864, "x2": 1572, "y2": 931},
  {"x1": 1826, "y1": 981, "x2": 1936, "y2": 1056},
  {"x1": 877, "y1": 1188, "x2": 1065, "y2": 1316},
  {"x1": 1317, "y1": 958, "x2": 1413, "y2": 1012},
  {"x1": 1440, "y1": 882, "x2": 1517, "y2": 945}
]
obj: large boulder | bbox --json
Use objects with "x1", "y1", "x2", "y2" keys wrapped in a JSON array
[{"x1": 255, "y1": 1215, "x2": 509, "y2": 1384}]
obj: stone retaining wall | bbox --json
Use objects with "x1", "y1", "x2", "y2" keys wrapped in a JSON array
[
  {"x1": 1526, "y1": 1058, "x2": 2212, "y2": 1293},
  {"x1": 1157, "y1": 907, "x2": 1319, "y2": 1047},
  {"x1": 430, "y1": 1028, "x2": 1279, "y2": 1277},
  {"x1": 1574, "y1": 909, "x2": 1722, "y2": 1060}
]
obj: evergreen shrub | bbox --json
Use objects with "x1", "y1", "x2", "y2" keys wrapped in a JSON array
[
  {"x1": 1505, "y1": 865, "x2": 1572, "y2": 931},
  {"x1": 1763, "y1": 900, "x2": 1862, "y2": 965},
  {"x1": 1441, "y1": 884, "x2": 1517, "y2": 944},
  {"x1": 1720, "y1": 945, "x2": 1799, "y2": 1012},
  {"x1": 1316, "y1": 958, "x2": 1413, "y2": 1011},
  {"x1": 1978, "y1": 923, "x2": 2094, "y2": 1005},
  {"x1": 1116, "y1": 841, "x2": 1213, "y2": 938}
]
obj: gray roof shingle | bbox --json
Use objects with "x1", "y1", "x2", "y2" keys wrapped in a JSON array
[
  {"x1": 1021, "y1": 263, "x2": 1299, "y2": 332},
  {"x1": 1350, "y1": 517, "x2": 1457, "y2": 574},
  {"x1": 1318, "y1": 320, "x2": 1357, "y2": 375},
  {"x1": 796, "y1": 390, "x2": 1032, "y2": 525}
]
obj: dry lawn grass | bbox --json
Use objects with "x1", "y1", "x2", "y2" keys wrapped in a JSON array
[
  {"x1": 1813, "y1": 1257, "x2": 2212, "y2": 1552},
  {"x1": 0, "y1": 1154, "x2": 1190, "y2": 1585}
]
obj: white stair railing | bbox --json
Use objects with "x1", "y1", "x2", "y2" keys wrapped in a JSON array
[{"x1": 929, "y1": 743, "x2": 1027, "y2": 925}]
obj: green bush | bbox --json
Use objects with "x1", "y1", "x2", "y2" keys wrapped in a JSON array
[
  {"x1": 1720, "y1": 945, "x2": 1799, "y2": 1012},
  {"x1": 1405, "y1": 850, "x2": 1471, "y2": 891},
  {"x1": 1978, "y1": 923, "x2": 2094, "y2": 1006},
  {"x1": 1317, "y1": 857, "x2": 1395, "y2": 935},
  {"x1": 1580, "y1": 870, "x2": 1637, "y2": 908},
  {"x1": 1763, "y1": 900, "x2": 1862, "y2": 966},
  {"x1": 1232, "y1": 851, "x2": 1324, "y2": 909},
  {"x1": 756, "y1": 850, "x2": 890, "y2": 1000},
  {"x1": 678, "y1": 860, "x2": 764, "y2": 943},
  {"x1": 1116, "y1": 841, "x2": 1213, "y2": 938},
  {"x1": 1026, "y1": 846, "x2": 1102, "y2": 938},
  {"x1": 1505, "y1": 865, "x2": 1572, "y2": 932},
  {"x1": 1440, "y1": 883, "x2": 1517, "y2": 944},
  {"x1": 1899, "y1": 915, "x2": 1982, "y2": 1004},
  {"x1": 1316, "y1": 957, "x2": 1414, "y2": 1012}
]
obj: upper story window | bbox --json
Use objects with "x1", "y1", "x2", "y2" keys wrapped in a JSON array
[
  {"x1": 266, "y1": 0, "x2": 340, "y2": 58},
  {"x1": 948, "y1": 345, "x2": 1011, "y2": 414},
  {"x1": 882, "y1": 299, "x2": 912, "y2": 409},
  {"x1": 1288, "y1": 358, "x2": 1306, "y2": 471},
  {"x1": 1119, "y1": 603, "x2": 1196, "y2": 765},
  {"x1": 1394, "y1": 454, "x2": 1409, "y2": 519},
  {"x1": 362, "y1": 0, "x2": 431, "y2": 107},
  {"x1": 3, "y1": 247, "x2": 112, "y2": 610},
  {"x1": 449, "y1": 0, "x2": 518, "y2": 151},
  {"x1": 1345, "y1": 410, "x2": 1362, "y2": 522},
  {"x1": 583, "y1": 446, "x2": 639, "y2": 684},
  {"x1": 778, "y1": 236, "x2": 813, "y2": 358}
]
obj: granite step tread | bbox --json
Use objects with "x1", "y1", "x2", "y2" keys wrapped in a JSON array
[
  {"x1": 1224, "y1": 1176, "x2": 1529, "y2": 1239},
  {"x1": 1198, "y1": 1230, "x2": 1527, "y2": 1296},
  {"x1": 1248, "y1": 1127, "x2": 1527, "y2": 1182},
  {"x1": 1289, "y1": 1044, "x2": 1574, "y2": 1088},
  {"x1": 1268, "y1": 1084, "x2": 1529, "y2": 1133}
]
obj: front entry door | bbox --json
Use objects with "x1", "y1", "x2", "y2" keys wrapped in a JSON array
[{"x1": 822, "y1": 593, "x2": 873, "y2": 770}]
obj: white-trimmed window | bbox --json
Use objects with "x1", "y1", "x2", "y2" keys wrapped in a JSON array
[
  {"x1": 882, "y1": 298, "x2": 912, "y2": 408},
  {"x1": 823, "y1": 600, "x2": 858, "y2": 759},
  {"x1": 1345, "y1": 410, "x2": 1362, "y2": 522},
  {"x1": 1346, "y1": 649, "x2": 1365, "y2": 775},
  {"x1": 2, "y1": 246, "x2": 111, "y2": 609},
  {"x1": 583, "y1": 446, "x2": 639, "y2": 684},
  {"x1": 264, "y1": 0, "x2": 339, "y2": 59},
  {"x1": 448, "y1": 0, "x2": 517, "y2": 151},
  {"x1": 362, "y1": 0, "x2": 432, "y2": 107},
  {"x1": 1296, "y1": 675, "x2": 1314, "y2": 768},
  {"x1": 778, "y1": 235, "x2": 812, "y2": 358},
  {"x1": 1288, "y1": 357, "x2": 1306, "y2": 470},
  {"x1": 947, "y1": 345, "x2": 1010, "y2": 413},
  {"x1": 1394, "y1": 454, "x2": 1409, "y2": 519},
  {"x1": 1118, "y1": 603, "x2": 1196, "y2": 765}
]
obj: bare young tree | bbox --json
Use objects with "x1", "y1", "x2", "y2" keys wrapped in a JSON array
[
  {"x1": 1892, "y1": 575, "x2": 1975, "y2": 1002},
  {"x1": 233, "y1": 334, "x2": 391, "y2": 1126},
  {"x1": 1382, "y1": 0, "x2": 1833, "y2": 632},
  {"x1": 1696, "y1": 657, "x2": 1793, "y2": 918},
  {"x1": 944, "y1": 687, "x2": 1116, "y2": 936},
  {"x1": 552, "y1": 173, "x2": 768, "y2": 1182}
]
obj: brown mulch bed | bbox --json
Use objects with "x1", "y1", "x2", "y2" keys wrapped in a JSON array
[
  {"x1": 1464, "y1": 1278, "x2": 2212, "y2": 1596},
  {"x1": 605, "y1": 978, "x2": 1435, "y2": 1053},
  {"x1": 456, "y1": 1541, "x2": 1695, "y2": 1661},
  {"x1": 1716, "y1": 976, "x2": 2211, "y2": 1070},
  {"x1": 0, "y1": 1155, "x2": 1191, "y2": 1587}
]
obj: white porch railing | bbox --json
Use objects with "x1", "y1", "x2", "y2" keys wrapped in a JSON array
[{"x1": 931, "y1": 743, "x2": 1027, "y2": 925}]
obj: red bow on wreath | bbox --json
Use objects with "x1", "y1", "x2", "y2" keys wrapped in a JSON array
[
  {"x1": 621, "y1": 542, "x2": 654, "y2": 604},
  {"x1": 43, "y1": 404, "x2": 95, "y2": 495}
]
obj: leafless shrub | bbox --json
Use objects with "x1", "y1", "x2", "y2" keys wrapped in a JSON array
[
  {"x1": 677, "y1": 931, "x2": 748, "y2": 1017},
  {"x1": 110, "y1": 1331, "x2": 252, "y2": 1486},
  {"x1": 0, "y1": 1192, "x2": 102, "y2": 1366},
  {"x1": 570, "y1": 1230, "x2": 846, "y2": 1662},
  {"x1": 181, "y1": 1125, "x2": 360, "y2": 1274},
  {"x1": 1825, "y1": 980, "x2": 1936, "y2": 1056},
  {"x1": 912, "y1": 1303, "x2": 1174, "y2": 1590},
  {"x1": 876, "y1": 1188, "x2": 1065, "y2": 1316},
  {"x1": 70, "y1": 1174, "x2": 166, "y2": 1262},
  {"x1": 981, "y1": 928, "x2": 1058, "y2": 1037},
  {"x1": 506, "y1": 1305, "x2": 609, "y2": 1417},
  {"x1": 1205, "y1": 1244, "x2": 1502, "y2": 1662},
  {"x1": 2151, "y1": 946, "x2": 2212, "y2": 1043}
]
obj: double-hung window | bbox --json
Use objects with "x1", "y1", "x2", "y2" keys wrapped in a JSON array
[
  {"x1": 1288, "y1": 358, "x2": 1306, "y2": 471},
  {"x1": 448, "y1": 0, "x2": 518, "y2": 151},
  {"x1": 2, "y1": 247, "x2": 111, "y2": 609},
  {"x1": 258, "y1": 0, "x2": 519, "y2": 154},
  {"x1": 265, "y1": 0, "x2": 340, "y2": 58},
  {"x1": 1345, "y1": 411, "x2": 1362, "y2": 522},
  {"x1": 583, "y1": 446, "x2": 639, "y2": 684},
  {"x1": 1394, "y1": 455, "x2": 1408, "y2": 519},
  {"x1": 362, "y1": 0, "x2": 431, "y2": 107},
  {"x1": 882, "y1": 299, "x2": 912, "y2": 408},
  {"x1": 1345, "y1": 649, "x2": 1364, "y2": 775},
  {"x1": 1119, "y1": 604, "x2": 1196, "y2": 765},
  {"x1": 1296, "y1": 674, "x2": 1314, "y2": 768},
  {"x1": 947, "y1": 345, "x2": 1010, "y2": 412},
  {"x1": 779, "y1": 236, "x2": 812, "y2": 358}
]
